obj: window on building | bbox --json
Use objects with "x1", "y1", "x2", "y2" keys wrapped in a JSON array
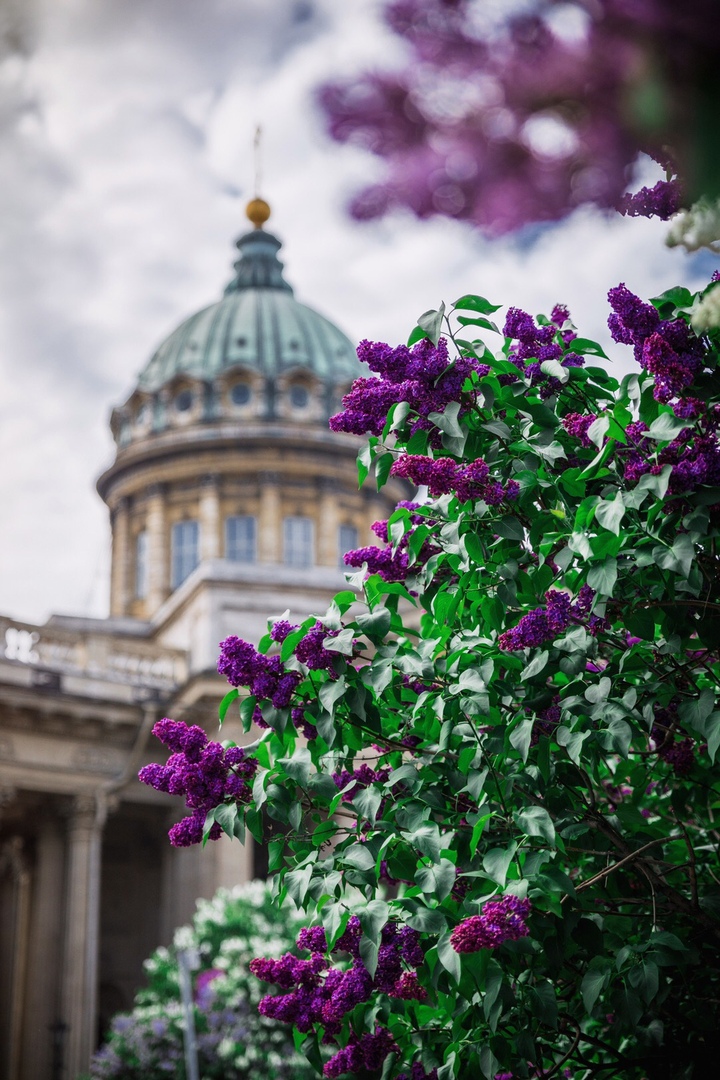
[
  {"x1": 231, "y1": 382, "x2": 251, "y2": 406},
  {"x1": 174, "y1": 389, "x2": 194, "y2": 412},
  {"x1": 171, "y1": 520, "x2": 199, "y2": 588},
  {"x1": 290, "y1": 384, "x2": 309, "y2": 408},
  {"x1": 283, "y1": 516, "x2": 313, "y2": 568},
  {"x1": 135, "y1": 531, "x2": 148, "y2": 599},
  {"x1": 226, "y1": 515, "x2": 257, "y2": 563},
  {"x1": 338, "y1": 523, "x2": 358, "y2": 567}
]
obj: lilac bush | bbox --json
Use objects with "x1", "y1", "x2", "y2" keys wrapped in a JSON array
[{"x1": 144, "y1": 267, "x2": 720, "y2": 1078}]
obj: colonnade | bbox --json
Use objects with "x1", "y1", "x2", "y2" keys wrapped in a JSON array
[{"x1": 0, "y1": 795, "x2": 105, "y2": 1080}]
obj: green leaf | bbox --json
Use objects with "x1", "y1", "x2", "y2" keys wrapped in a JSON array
[
  {"x1": 572, "y1": 337, "x2": 609, "y2": 359},
  {"x1": 277, "y1": 747, "x2": 312, "y2": 786},
  {"x1": 218, "y1": 688, "x2": 239, "y2": 724},
  {"x1": 515, "y1": 806, "x2": 556, "y2": 846},
  {"x1": 510, "y1": 716, "x2": 535, "y2": 763},
  {"x1": 428, "y1": 399, "x2": 464, "y2": 438},
  {"x1": 353, "y1": 785, "x2": 383, "y2": 822},
  {"x1": 324, "y1": 628, "x2": 355, "y2": 656},
  {"x1": 705, "y1": 712, "x2": 720, "y2": 763},
  {"x1": 343, "y1": 844, "x2": 376, "y2": 872},
  {"x1": 319, "y1": 675, "x2": 346, "y2": 715},
  {"x1": 436, "y1": 930, "x2": 461, "y2": 982},
  {"x1": 646, "y1": 412, "x2": 690, "y2": 442},
  {"x1": 594, "y1": 491, "x2": 626, "y2": 535},
  {"x1": 540, "y1": 359, "x2": 569, "y2": 384},
  {"x1": 356, "y1": 607, "x2": 392, "y2": 640},
  {"x1": 437, "y1": 1051, "x2": 458, "y2": 1080},
  {"x1": 678, "y1": 687, "x2": 715, "y2": 732},
  {"x1": 239, "y1": 695, "x2": 258, "y2": 733},
  {"x1": 586, "y1": 415, "x2": 610, "y2": 448},
  {"x1": 360, "y1": 899, "x2": 389, "y2": 944},
  {"x1": 521, "y1": 650, "x2": 549, "y2": 681},
  {"x1": 417, "y1": 303, "x2": 446, "y2": 346},
  {"x1": 322, "y1": 903, "x2": 350, "y2": 951},
  {"x1": 628, "y1": 959, "x2": 659, "y2": 1004},
  {"x1": 479, "y1": 1045, "x2": 500, "y2": 1080},
  {"x1": 406, "y1": 907, "x2": 448, "y2": 933},
  {"x1": 494, "y1": 516, "x2": 525, "y2": 541},
  {"x1": 416, "y1": 858, "x2": 457, "y2": 902},
  {"x1": 529, "y1": 981, "x2": 558, "y2": 1027},
  {"x1": 453, "y1": 294, "x2": 502, "y2": 315},
  {"x1": 582, "y1": 961, "x2": 610, "y2": 1014},
  {"x1": 587, "y1": 556, "x2": 618, "y2": 596},
  {"x1": 483, "y1": 844, "x2": 517, "y2": 887},
  {"x1": 211, "y1": 802, "x2": 238, "y2": 839},
  {"x1": 285, "y1": 863, "x2": 315, "y2": 905}
]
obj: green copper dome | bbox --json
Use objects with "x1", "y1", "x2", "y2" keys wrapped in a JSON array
[{"x1": 137, "y1": 227, "x2": 361, "y2": 393}]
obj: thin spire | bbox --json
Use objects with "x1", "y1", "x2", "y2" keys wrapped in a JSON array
[{"x1": 253, "y1": 124, "x2": 262, "y2": 198}]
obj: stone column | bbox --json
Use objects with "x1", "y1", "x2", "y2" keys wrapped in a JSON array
[
  {"x1": 0, "y1": 834, "x2": 31, "y2": 1080},
  {"x1": 61, "y1": 794, "x2": 106, "y2": 1079},
  {"x1": 199, "y1": 475, "x2": 221, "y2": 562},
  {"x1": 109, "y1": 497, "x2": 130, "y2": 616},
  {"x1": 258, "y1": 472, "x2": 280, "y2": 563},
  {"x1": 146, "y1": 484, "x2": 167, "y2": 613},
  {"x1": 317, "y1": 480, "x2": 339, "y2": 567},
  {"x1": 21, "y1": 818, "x2": 65, "y2": 1080}
]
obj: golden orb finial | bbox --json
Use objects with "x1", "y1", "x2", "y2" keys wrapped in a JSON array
[{"x1": 246, "y1": 197, "x2": 271, "y2": 229}]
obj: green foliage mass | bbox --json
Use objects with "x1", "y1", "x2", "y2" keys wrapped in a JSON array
[
  {"x1": 169, "y1": 278, "x2": 720, "y2": 1079},
  {"x1": 88, "y1": 882, "x2": 315, "y2": 1080}
]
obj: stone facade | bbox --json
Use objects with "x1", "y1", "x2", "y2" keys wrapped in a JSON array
[{"x1": 0, "y1": 209, "x2": 402, "y2": 1080}]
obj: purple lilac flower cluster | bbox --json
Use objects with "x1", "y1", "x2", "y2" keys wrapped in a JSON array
[
  {"x1": 345, "y1": 503, "x2": 440, "y2": 583},
  {"x1": 138, "y1": 719, "x2": 257, "y2": 847},
  {"x1": 498, "y1": 587, "x2": 596, "y2": 652},
  {"x1": 620, "y1": 414, "x2": 720, "y2": 498},
  {"x1": 294, "y1": 623, "x2": 343, "y2": 677},
  {"x1": 270, "y1": 619, "x2": 299, "y2": 643},
  {"x1": 218, "y1": 636, "x2": 301, "y2": 707},
  {"x1": 251, "y1": 918, "x2": 426, "y2": 1075},
  {"x1": 618, "y1": 177, "x2": 684, "y2": 220},
  {"x1": 398, "y1": 1065, "x2": 438, "y2": 1080},
  {"x1": 329, "y1": 336, "x2": 487, "y2": 438},
  {"x1": 502, "y1": 306, "x2": 584, "y2": 397},
  {"x1": 450, "y1": 895, "x2": 532, "y2": 954},
  {"x1": 651, "y1": 702, "x2": 695, "y2": 775},
  {"x1": 332, "y1": 763, "x2": 390, "y2": 802},
  {"x1": 562, "y1": 412, "x2": 598, "y2": 447},
  {"x1": 389, "y1": 453, "x2": 520, "y2": 504},
  {"x1": 324, "y1": 1027, "x2": 400, "y2": 1078},
  {"x1": 607, "y1": 282, "x2": 706, "y2": 403}
]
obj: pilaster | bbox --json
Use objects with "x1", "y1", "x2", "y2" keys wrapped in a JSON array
[
  {"x1": 21, "y1": 817, "x2": 65, "y2": 1080},
  {"x1": 199, "y1": 475, "x2": 220, "y2": 561},
  {"x1": 317, "y1": 480, "x2": 339, "y2": 567},
  {"x1": 61, "y1": 794, "x2": 107, "y2": 1079},
  {"x1": 109, "y1": 497, "x2": 130, "y2": 616},
  {"x1": 258, "y1": 472, "x2": 280, "y2": 563},
  {"x1": 146, "y1": 484, "x2": 168, "y2": 613}
]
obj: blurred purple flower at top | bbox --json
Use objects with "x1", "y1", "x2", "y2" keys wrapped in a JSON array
[{"x1": 317, "y1": 0, "x2": 717, "y2": 235}]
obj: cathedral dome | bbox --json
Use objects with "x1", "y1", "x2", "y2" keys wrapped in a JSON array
[
  {"x1": 108, "y1": 209, "x2": 362, "y2": 451},
  {"x1": 137, "y1": 227, "x2": 360, "y2": 394}
]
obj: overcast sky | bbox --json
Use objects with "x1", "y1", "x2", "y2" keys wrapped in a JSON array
[{"x1": 0, "y1": 0, "x2": 716, "y2": 626}]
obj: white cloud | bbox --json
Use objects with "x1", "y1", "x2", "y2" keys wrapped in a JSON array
[{"x1": 0, "y1": 0, "x2": 715, "y2": 624}]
